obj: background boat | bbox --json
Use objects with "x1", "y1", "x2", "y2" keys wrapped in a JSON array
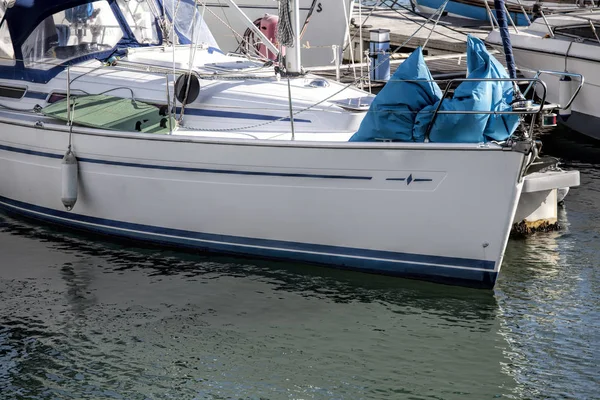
[
  {"x1": 486, "y1": 10, "x2": 600, "y2": 140},
  {"x1": 182, "y1": 0, "x2": 355, "y2": 67},
  {"x1": 409, "y1": 0, "x2": 593, "y2": 26}
]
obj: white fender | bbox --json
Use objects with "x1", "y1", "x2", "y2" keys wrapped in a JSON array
[
  {"x1": 61, "y1": 149, "x2": 78, "y2": 211},
  {"x1": 558, "y1": 75, "x2": 573, "y2": 120}
]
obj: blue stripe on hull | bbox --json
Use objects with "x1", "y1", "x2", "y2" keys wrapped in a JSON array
[
  {"x1": 176, "y1": 107, "x2": 312, "y2": 123},
  {"x1": 418, "y1": 0, "x2": 531, "y2": 26},
  {"x1": 0, "y1": 195, "x2": 498, "y2": 288},
  {"x1": 0, "y1": 144, "x2": 371, "y2": 180}
]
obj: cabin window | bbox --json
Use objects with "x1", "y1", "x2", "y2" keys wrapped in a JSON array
[
  {"x1": 21, "y1": 1, "x2": 123, "y2": 70},
  {"x1": 116, "y1": 0, "x2": 160, "y2": 45},
  {"x1": 0, "y1": 8, "x2": 15, "y2": 65},
  {"x1": 0, "y1": 85, "x2": 25, "y2": 99}
]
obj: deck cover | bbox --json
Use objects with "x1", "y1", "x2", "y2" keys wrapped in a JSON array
[
  {"x1": 42, "y1": 94, "x2": 177, "y2": 134},
  {"x1": 350, "y1": 35, "x2": 518, "y2": 143}
]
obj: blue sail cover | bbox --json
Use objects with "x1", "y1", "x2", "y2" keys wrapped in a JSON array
[
  {"x1": 351, "y1": 35, "x2": 518, "y2": 143},
  {"x1": 415, "y1": 35, "x2": 519, "y2": 142},
  {"x1": 468, "y1": 35, "x2": 519, "y2": 141},
  {"x1": 349, "y1": 47, "x2": 441, "y2": 142},
  {"x1": 493, "y1": 0, "x2": 518, "y2": 79}
]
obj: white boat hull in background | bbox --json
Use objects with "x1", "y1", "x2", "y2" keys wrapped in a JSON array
[
  {"x1": 203, "y1": 0, "x2": 354, "y2": 67},
  {"x1": 0, "y1": 114, "x2": 528, "y2": 288},
  {"x1": 486, "y1": 30, "x2": 600, "y2": 140}
]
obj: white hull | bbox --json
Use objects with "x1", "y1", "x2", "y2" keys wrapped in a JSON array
[
  {"x1": 0, "y1": 114, "x2": 527, "y2": 288},
  {"x1": 0, "y1": 0, "x2": 567, "y2": 288},
  {"x1": 486, "y1": 24, "x2": 600, "y2": 139},
  {"x1": 203, "y1": 0, "x2": 354, "y2": 68}
]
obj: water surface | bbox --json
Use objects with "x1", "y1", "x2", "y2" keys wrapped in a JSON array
[{"x1": 0, "y1": 130, "x2": 598, "y2": 399}]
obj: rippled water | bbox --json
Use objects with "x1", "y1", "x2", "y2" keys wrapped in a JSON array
[{"x1": 0, "y1": 130, "x2": 598, "y2": 399}]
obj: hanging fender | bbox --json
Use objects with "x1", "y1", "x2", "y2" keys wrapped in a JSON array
[{"x1": 61, "y1": 148, "x2": 78, "y2": 211}]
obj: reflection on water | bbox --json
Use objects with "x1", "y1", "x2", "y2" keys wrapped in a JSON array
[
  {"x1": 0, "y1": 211, "x2": 500, "y2": 317},
  {"x1": 494, "y1": 134, "x2": 600, "y2": 399},
  {"x1": 0, "y1": 131, "x2": 598, "y2": 399},
  {"x1": 0, "y1": 213, "x2": 511, "y2": 400}
]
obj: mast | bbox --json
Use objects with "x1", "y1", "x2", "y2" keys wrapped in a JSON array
[
  {"x1": 493, "y1": 0, "x2": 518, "y2": 80},
  {"x1": 285, "y1": 0, "x2": 302, "y2": 74}
]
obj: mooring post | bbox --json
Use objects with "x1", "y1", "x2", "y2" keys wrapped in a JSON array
[{"x1": 369, "y1": 28, "x2": 390, "y2": 82}]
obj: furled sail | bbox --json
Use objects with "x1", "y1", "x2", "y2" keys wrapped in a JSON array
[{"x1": 493, "y1": 0, "x2": 518, "y2": 80}]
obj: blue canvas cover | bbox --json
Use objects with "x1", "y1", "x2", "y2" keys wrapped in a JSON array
[
  {"x1": 350, "y1": 35, "x2": 519, "y2": 143},
  {"x1": 348, "y1": 47, "x2": 441, "y2": 142},
  {"x1": 413, "y1": 35, "x2": 519, "y2": 142},
  {"x1": 468, "y1": 36, "x2": 519, "y2": 141}
]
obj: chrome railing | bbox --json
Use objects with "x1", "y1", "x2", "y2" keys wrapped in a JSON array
[
  {"x1": 521, "y1": 70, "x2": 584, "y2": 110},
  {"x1": 423, "y1": 77, "x2": 550, "y2": 141},
  {"x1": 527, "y1": 7, "x2": 600, "y2": 42}
]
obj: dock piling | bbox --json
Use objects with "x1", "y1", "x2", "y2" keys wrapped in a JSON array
[{"x1": 369, "y1": 28, "x2": 391, "y2": 82}]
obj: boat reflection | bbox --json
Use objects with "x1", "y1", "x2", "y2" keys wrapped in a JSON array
[{"x1": 0, "y1": 210, "x2": 500, "y2": 324}]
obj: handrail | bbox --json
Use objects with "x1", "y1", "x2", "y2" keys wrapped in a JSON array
[
  {"x1": 479, "y1": 0, "x2": 516, "y2": 32},
  {"x1": 535, "y1": 8, "x2": 600, "y2": 39},
  {"x1": 423, "y1": 77, "x2": 549, "y2": 142},
  {"x1": 521, "y1": 70, "x2": 584, "y2": 110},
  {"x1": 510, "y1": 0, "x2": 532, "y2": 25},
  {"x1": 504, "y1": 3, "x2": 520, "y2": 33},
  {"x1": 589, "y1": 19, "x2": 600, "y2": 43},
  {"x1": 537, "y1": 9, "x2": 556, "y2": 38}
]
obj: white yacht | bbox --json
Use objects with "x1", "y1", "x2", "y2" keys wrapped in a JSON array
[{"x1": 0, "y1": 0, "x2": 580, "y2": 288}]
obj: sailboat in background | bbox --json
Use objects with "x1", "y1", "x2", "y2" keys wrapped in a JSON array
[
  {"x1": 412, "y1": 0, "x2": 595, "y2": 26},
  {"x1": 486, "y1": 9, "x2": 599, "y2": 140},
  {"x1": 163, "y1": 0, "x2": 354, "y2": 68}
]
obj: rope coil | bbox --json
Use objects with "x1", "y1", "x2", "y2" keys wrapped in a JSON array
[{"x1": 277, "y1": 0, "x2": 295, "y2": 47}]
